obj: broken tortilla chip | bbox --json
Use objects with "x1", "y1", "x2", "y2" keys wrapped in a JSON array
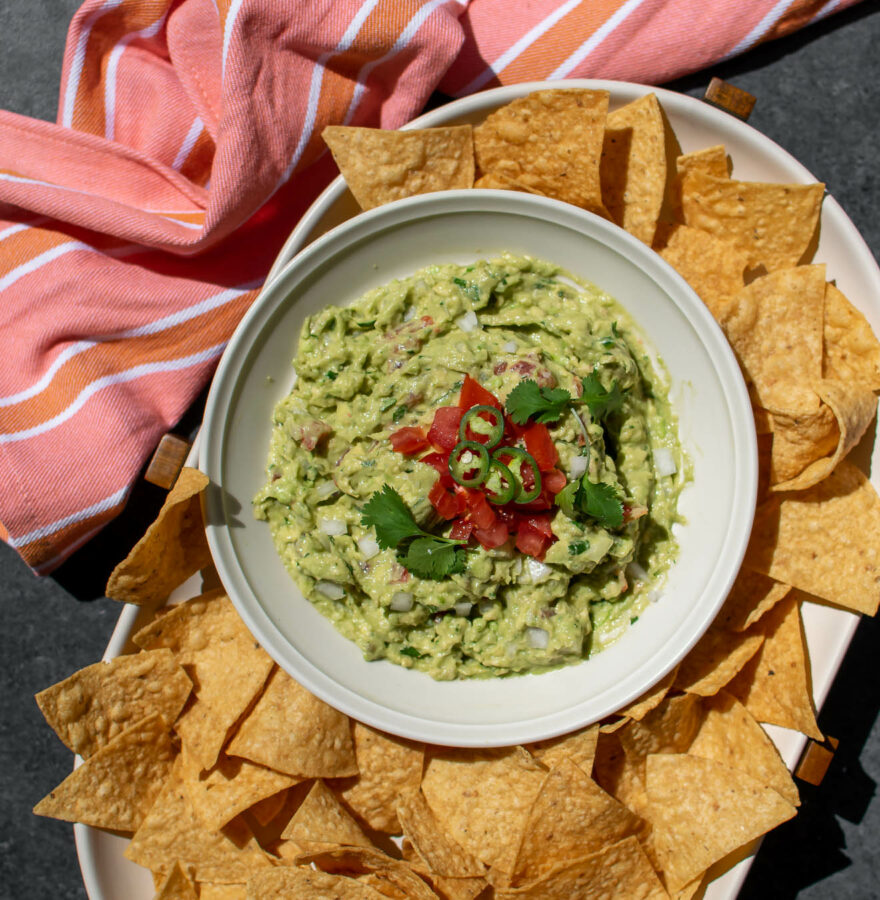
[
  {"x1": 33, "y1": 712, "x2": 174, "y2": 831},
  {"x1": 105, "y1": 467, "x2": 212, "y2": 606},
  {"x1": 727, "y1": 594, "x2": 822, "y2": 740},
  {"x1": 322, "y1": 125, "x2": 474, "y2": 211},
  {"x1": 746, "y1": 460, "x2": 880, "y2": 615},
  {"x1": 673, "y1": 626, "x2": 764, "y2": 696},
  {"x1": 823, "y1": 281, "x2": 880, "y2": 389},
  {"x1": 600, "y1": 93, "x2": 667, "y2": 244},
  {"x1": 714, "y1": 568, "x2": 791, "y2": 632},
  {"x1": 154, "y1": 861, "x2": 198, "y2": 900},
  {"x1": 35, "y1": 648, "x2": 191, "y2": 759},
  {"x1": 474, "y1": 89, "x2": 610, "y2": 216},
  {"x1": 680, "y1": 170, "x2": 824, "y2": 272}
]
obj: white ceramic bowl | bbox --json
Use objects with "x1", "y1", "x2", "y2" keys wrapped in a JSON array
[{"x1": 200, "y1": 188, "x2": 756, "y2": 747}]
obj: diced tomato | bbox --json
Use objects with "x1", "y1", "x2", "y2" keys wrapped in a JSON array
[
  {"x1": 464, "y1": 490, "x2": 497, "y2": 530},
  {"x1": 458, "y1": 374, "x2": 502, "y2": 411},
  {"x1": 429, "y1": 481, "x2": 460, "y2": 520},
  {"x1": 427, "y1": 406, "x2": 465, "y2": 451},
  {"x1": 543, "y1": 468, "x2": 567, "y2": 495},
  {"x1": 517, "y1": 488, "x2": 554, "y2": 511},
  {"x1": 523, "y1": 422, "x2": 559, "y2": 471},
  {"x1": 450, "y1": 518, "x2": 475, "y2": 541},
  {"x1": 389, "y1": 426, "x2": 429, "y2": 455},
  {"x1": 515, "y1": 520, "x2": 551, "y2": 558},
  {"x1": 522, "y1": 512, "x2": 554, "y2": 539},
  {"x1": 474, "y1": 519, "x2": 510, "y2": 550},
  {"x1": 494, "y1": 504, "x2": 520, "y2": 527}
]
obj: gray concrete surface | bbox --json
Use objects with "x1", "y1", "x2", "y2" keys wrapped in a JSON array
[{"x1": 1, "y1": 2, "x2": 879, "y2": 897}]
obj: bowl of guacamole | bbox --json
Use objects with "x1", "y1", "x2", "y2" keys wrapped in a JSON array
[{"x1": 201, "y1": 189, "x2": 756, "y2": 746}]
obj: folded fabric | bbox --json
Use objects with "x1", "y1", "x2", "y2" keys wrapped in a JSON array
[{"x1": 0, "y1": 0, "x2": 859, "y2": 574}]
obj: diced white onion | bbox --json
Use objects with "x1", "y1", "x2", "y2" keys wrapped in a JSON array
[
  {"x1": 526, "y1": 558, "x2": 552, "y2": 584},
  {"x1": 502, "y1": 340, "x2": 518, "y2": 353},
  {"x1": 403, "y1": 305, "x2": 416, "y2": 322},
  {"x1": 315, "y1": 479, "x2": 339, "y2": 500},
  {"x1": 316, "y1": 581, "x2": 345, "y2": 600},
  {"x1": 569, "y1": 455, "x2": 588, "y2": 479},
  {"x1": 478, "y1": 598, "x2": 495, "y2": 616},
  {"x1": 319, "y1": 517, "x2": 347, "y2": 536},
  {"x1": 357, "y1": 537, "x2": 380, "y2": 559},
  {"x1": 390, "y1": 591, "x2": 414, "y2": 612},
  {"x1": 526, "y1": 627, "x2": 549, "y2": 649},
  {"x1": 454, "y1": 601, "x2": 474, "y2": 617},
  {"x1": 626, "y1": 561, "x2": 649, "y2": 584},
  {"x1": 653, "y1": 447, "x2": 678, "y2": 476},
  {"x1": 648, "y1": 590, "x2": 662, "y2": 604},
  {"x1": 455, "y1": 310, "x2": 480, "y2": 332}
]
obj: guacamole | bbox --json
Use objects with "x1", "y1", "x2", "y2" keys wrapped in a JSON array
[{"x1": 254, "y1": 254, "x2": 685, "y2": 680}]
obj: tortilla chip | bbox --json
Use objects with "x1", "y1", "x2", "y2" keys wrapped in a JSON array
[
  {"x1": 646, "y1": 753, "x2": 796, "y2": 891},
  {"x1": 33, "y1": 712, "x2": 174, "y2": 831},
  {"x1": 497, "y1": 836, "x2": 666, "y2": 900},
  {"x1": 524, "y1": 722, "x2": 599, "y2": 774},
  {"x1": 106, "y1": 467, "x2": 211, "y2": 606},
  {"x1": 198, "y1": 887, "x2": 247, "y2": 900},
  {"x1": 249, "y1": 789, "x2": 289, "y2": 827},
  {"x1": 35, "y1": 648, "x2": 191, "y2": 759},
  {"x1": 421, "y1": 746, "x2": 545, "y2": 872},
  {"x1": 473, "y1": 172, "x2": 545, "y2": 194},
  {"x1": 322, "y1": 125, "x2": 474, "y2": 211},
  {"x1": 592, "y1": 731, "x2": 649, "y2": 817},
  {"x1": 746, "y1": 460, "x2": 880, "y2": 614},
  {"x1": 473, "y1": 89, "x2": 610, "y2": 216},
  {"x1": 619, "y1": 693, "x2": 702, "y2": 760},
  {"x1": 600, "y1": 93, "x2": 667, "y2": 244},
  {"x1": 658, "y1": 224, "x2": 748, "y2": 318},
  {"x1": 716, "y1": 265, "x2": 825, "y2": 411},
  {"x1": 620, "y1": 666, "x2": 679, "y2": 720},
  {"x1": 154, "y1": 861, "x2": 198, "y2": 900},
  {"x1": 673, "y1": 627, "x2": 765, "y2": 696},
  {"x1": 770, "y1": 379, "x2": 877, "y2": 491},
  {"x1": 824, "y1": 281, "x2": 880, "y2": 389},
  {"x1": 714, "y1": 568, "x2": 791, "y2": 632},
  {"x1": 396, "y1": 788, "x2": 485, "y2": 878},
  {"x1": 226, "y1": 667, "x2": 357, "y2": 778},
  {"x1": 134, "y1": 592, "x2": 274, "y2": 771},
  {"x1": 338, "y1": 721, "x2": 424, "y2": 833},
  {"x1": 280, "y1": 779, "x2": 373, "y2": 851},
  {"x1": 125, "y1": 759, "x2": 271, "y2": 882},
  {"x1": 727, "y1": 595, "x2": 822, "y2": 740},
  {"x1": 511, "y1": 758, "x2": 642, "y2": 885},
  {"x1": 676, "y1": 144, "x2": 729, "y2": 182},
  {"x1": 689, "y1": 690, "x2": 799, "y2": 806},
  {"x1": 247, "y1": 867, "x2": 386, "y2": 899},
  {"x1": 418, "y1": 874, "x2": 486, "y2": 900},
  {"x1": 680, "y1": 170, "x2": 824, "y2": 272},
  {"x1": 296, "y1": 846, "x2": 440, "y2": 900},
  {"x1": 180, "y1": 749, "x2": 298, "y2": 832}
]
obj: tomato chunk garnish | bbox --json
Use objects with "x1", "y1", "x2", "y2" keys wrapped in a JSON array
[
  {"x1": 458, "y1": 374, "x2": 502, "y2": 411},
  {"x1": 523, "y1": 422, "x2": 559, "y2": 471},
  {"x1": 464, "y1": 490, "x2": 497, "y2": 530},
  {"x1": 515, "y1": 520, "x2": 550, "y2": 559},
  {"x1": 543, "y1": 468, "x2": 567, "y2": 495},
  {"x1": 427, "y1": 406, "x2": 465, "y2": 451},
  {"x1": 474, "y1": 519, "x2": 510, "y2": 550},
  {"x1": 390, "y1": 426, "x2": 429, "y2": 455},
  {"x1": 429, "y1": 481, "x2": 460, "y2": 520}
]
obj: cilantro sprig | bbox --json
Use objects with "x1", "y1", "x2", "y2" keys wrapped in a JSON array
[
  {"x1": 361, "y1": 485, "x2": 466, "y2": 581},
  {"x1": 504, "y1": 373, "x2": 627, "y2": 426},
  {"x1": 555, "y1": 475, "x2": 624, "y2": 529}
]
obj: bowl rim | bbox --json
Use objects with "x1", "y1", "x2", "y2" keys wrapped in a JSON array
[{"x1": 201, "y1": 187, "x2": 757, "y2": 746}]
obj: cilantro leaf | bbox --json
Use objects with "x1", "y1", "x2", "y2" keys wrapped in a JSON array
[
  {"x1": 581, "y1": 373, "x2": 624, "y2": 420},
  {"x1": 581, "y1": 480, "x2": 624, "y2": 528},
  {"x1": 402, "y1": 537, "x2": 467, "y2": 581},
  {"x1": 554, "y1": 481, "x2": 580, "y2": 519},
  {"x1": 505, "y1": 379, "x2": 572, "y2": 424},
  {"x1": 360, "y1": 485, "x2": 422, "y2": 549}
]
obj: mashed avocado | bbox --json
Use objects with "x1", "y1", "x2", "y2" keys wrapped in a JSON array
[{"x1": 254, "y1": 254, "x2": 686, "y2": 680}]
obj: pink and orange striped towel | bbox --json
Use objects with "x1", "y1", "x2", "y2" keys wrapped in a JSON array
[{"x1": 0, "y1": 0, "x2": 857, "y2": 574}]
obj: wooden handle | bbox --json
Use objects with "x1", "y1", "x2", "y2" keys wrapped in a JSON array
[
  {"x1": 704, "y1": 77, "x2": 757, "y2": 121},
  {"x1": 795, "y1": 735, "x2": 839, "y2": 786},
  {"x1": 144, "y1": 433, "x2": 192, "y2": 490}
]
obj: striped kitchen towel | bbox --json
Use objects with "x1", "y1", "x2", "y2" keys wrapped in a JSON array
[{"x1": 0, "y1": 0, "x2": 859, "y2": 574}]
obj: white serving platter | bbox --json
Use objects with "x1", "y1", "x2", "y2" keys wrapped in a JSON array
[{"x1": 75, "y1": 80, "x2": 880, "y2": 899}]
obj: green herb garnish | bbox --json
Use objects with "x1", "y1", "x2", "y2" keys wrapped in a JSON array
[
  {"x1": 555, "y1": 476, "x2": 624, "y2": 529},
  {"x1": 361, "y1": 485, "x2": 466, "y2": 581},
  {"x1": 581, "y1": 373, "x2": 624, "y2": 420},
  {"x1": 453, "y1": 277, "x2": 481, "y2": 304},
  {"x1": 505, "y1": 380, "x2": 572, "y2": 424},
  {"x1": 399, "y1": 646, "x2": 424, "y2": 659},
  {"x1": 392, "y1": 405, "x2": 408, "y2": 423}
]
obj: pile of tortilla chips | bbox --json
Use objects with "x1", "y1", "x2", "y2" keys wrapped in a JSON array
[{"x1": 34, "y1": 88, "x2": 880, "y2": 900}]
